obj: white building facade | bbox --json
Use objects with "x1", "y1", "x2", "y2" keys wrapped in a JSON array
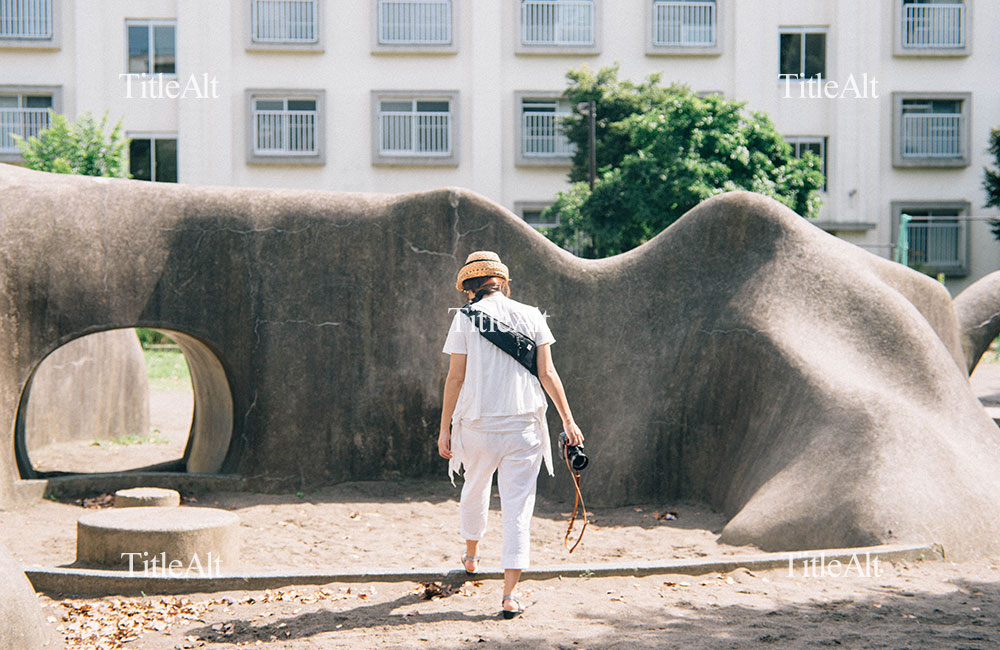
[{"x1": 1, "y1": 0, "x2": 997, "y2": 292}]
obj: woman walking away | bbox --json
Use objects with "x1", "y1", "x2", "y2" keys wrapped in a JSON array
[{"x1": 438, "y1": 250, "x2": 584, "y2": 619}]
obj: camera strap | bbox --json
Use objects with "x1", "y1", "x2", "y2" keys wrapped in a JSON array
[
  {"x1": 459, "y1": 303, "x2": 538, "y2": 377},
  {"x1": 563, "y1": 445, "x2": 588, "y2": 553}
]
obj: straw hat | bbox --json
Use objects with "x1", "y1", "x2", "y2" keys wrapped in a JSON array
[{"x1": 455, "y1": 251, "x2": 510, "y2": 291}]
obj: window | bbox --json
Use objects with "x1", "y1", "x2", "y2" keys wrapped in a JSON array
[
  {"x1": 779, "y1": 27, "x2": 826, "y2": 80},
  {"x1": 516, "y1": 93, "x2": 574, "y2": 166},
  {"x1": 892, "y1": 93, "x2": 970, "y2": 167},
  {"x1": 251, "y1": 0, "x2": 318, "y2": 43},
  {"x1": 372, "y1": 91, "x2": 458, "y2": 165},
  {"x1": 0, "y1": 0, "x2": 52, "y2": 39},
  {"x1": 786, "y1": 136, "x2": 827, "y2": 191},
  {"x1": 651, "y1": 0, "x2": 715, "y2": 47},
  {"x1": 900, "y1": 0, "x2": 966, "y2": 50},
  {"x1": 377, "y1": 0, "x2": 452, "y2": 46},
  {"x1": 515, "y1": 202, "x2": 559, "y2": 229},
  {"x1": 127, "y1": 21, "x2": 176, "y2": 74},
  {"x1": 0, "y1": 92, "x2": 51, "y2": 154},
  {"x1": 129, "y1": 136, "x2": 177, "y2": 183},
  {"x1": 520, "y1": 0, "x2": 594, "y2": 47},
  {"x1": 892, "y1": 201, "x2": 970, "y2": 276},
  {"x1": 246, "y1": 90, "x2": 325, "y2": 164}
]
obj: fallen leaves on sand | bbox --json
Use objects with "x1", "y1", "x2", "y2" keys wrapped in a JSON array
[
  {"x1": 655, "y1": 510, "x2": 679, "y2": 521},
  {"x1": 74, "y1": 493, "x2": 115, "y2": 509},
  {"x1": 417, "y1": 582, "x2": 461, "y2": 600}
]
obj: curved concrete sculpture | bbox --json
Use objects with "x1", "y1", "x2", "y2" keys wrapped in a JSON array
[
  {"x1": 954, "y1": 270, "x2": 1000, "y2": 373},
  {"x1": 25, "y1": 329, "x2": 149, "y2": 453},
  {"x1": 2, "y1": 165, "x2": 1000, "y2": 559},
  {"x1": 0, "y1": 542, "x2": 54, "y2": 649}
]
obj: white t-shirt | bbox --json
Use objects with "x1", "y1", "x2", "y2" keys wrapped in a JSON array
[
  {"x1": 442, "y1": 292, "x2": 556, "y2": 480},
  {"x1": 442, "y1": 293, "x2": 555, "y2": 423}
]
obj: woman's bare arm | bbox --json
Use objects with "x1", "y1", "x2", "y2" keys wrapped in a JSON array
[
  {"x1": 438, "y1": 353, "x2": 467, "y2": 459},
  {"x1": 536, "y1": 344, "x2": 584, "y2": 446}
]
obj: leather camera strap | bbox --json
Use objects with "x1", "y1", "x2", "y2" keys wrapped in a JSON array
[{"x1": 563, "y1": 444, "x2": 588, "y2": 553}]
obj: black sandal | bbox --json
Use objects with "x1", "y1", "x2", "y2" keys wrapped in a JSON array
[{"x1": 501, "y1": 595, "x2": 523, "y2": 619}]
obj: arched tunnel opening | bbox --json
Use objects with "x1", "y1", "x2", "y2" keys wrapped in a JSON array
[{"x1": 14, "y1": 328, "x2": 234, "y2": 479}]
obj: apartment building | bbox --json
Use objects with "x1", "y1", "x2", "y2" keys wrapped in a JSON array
[{"x1": 0, "y1": 0, "x2": 997, "y2": 293}]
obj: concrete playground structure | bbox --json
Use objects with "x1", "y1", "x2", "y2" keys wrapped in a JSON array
[{"x1": 2, "y1": 165, "x2": 1000, "y2": 562}]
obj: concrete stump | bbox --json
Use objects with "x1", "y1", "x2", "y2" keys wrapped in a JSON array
[
  {"x1": 0, "y1": 543, "x2": 54, "y2": 648},
  {"x1": 114, "y1": 487, "x2": 181, "y2": 508},
  {"x1": 76, "y1": 507, "x2": 239, "y2": 573}
]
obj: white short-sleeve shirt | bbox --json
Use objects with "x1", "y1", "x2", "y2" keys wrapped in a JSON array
[{"x1": 442, "y1": 293, "x2": 554, "y2": 423}]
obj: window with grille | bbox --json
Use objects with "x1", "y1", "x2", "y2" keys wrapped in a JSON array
[
  {"x1": 0, "y1": 0, "x2": 52, "y2": 39},
  {"x1": 251, "y1": 0, "x2": 318, "y2": 43},
  {"x1": 253, "y1": 97, "x2": 318, "y2": 155},
  {"x1": 377, "y1": 0, "x2": 451, "y2": 45},
  {"x1": 378, "y1": 98, "x2": 452, "y2": 156},
  {"x1": 652, "y1": 0, "x2": 715, "y2": 47},
  {"x1": 901, "y1": 0, "x2": 965, "y2": 49},
  {"x1": 521, "y1": 99, "x2": 573, "y2": 159},
  {"x1": 520, "y1": 0, "x2": 595, "y2": 46},
  {"x1": 0, "y1": 92, "x2": 52, "y2": 153}
]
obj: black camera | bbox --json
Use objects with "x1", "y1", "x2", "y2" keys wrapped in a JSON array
[{"x1": 559, "y1": 432, "x2": 589, "y2": 471}]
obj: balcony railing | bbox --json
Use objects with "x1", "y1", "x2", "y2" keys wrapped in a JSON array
[
  {"x1": 378, "y1": 0, "x2": 451, "y2": 45},
  {"x1": 901, "y1": 113, "x2": 962, "y2": 159},
  {"x1": 652, "y1": 0, "x2": 716, "y2": 47},
  {"x1": 902, "y1": 2, "x2": 965, "y2": 48},
  {"x1": 521, "y1": 0, "x2": 594, "y2": 46},
  {"x1": 379, "y1": 111, "x2": 451, "y2": 155},
  {"x1": 522, "y1": 112, "x2": 573, "y2": 157},
  {"x1": 906, "y1": 221, "x2": 961, "y2": 268},
  {"x1": 0, "y1": 107, "x2": 49, "y2": 153},
  {"x1": 251, "y1": 0, "x2": 318, "y2": 43},
  {"x1": 0, "y1": 0, "x2": 52, "y2": 38},
  {"x1": 253, "y1": 109, "x2": 317, "y2": 155}
]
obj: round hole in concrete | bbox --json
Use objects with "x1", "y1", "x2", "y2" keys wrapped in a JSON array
[{"x1": 14, "y1": 328, "x2": 233, "y2": 478}]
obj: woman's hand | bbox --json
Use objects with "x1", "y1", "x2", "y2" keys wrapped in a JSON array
[
  {"x1": 438, "y1": 429, "x2": 452, "y2": 459},
  {"x1": 563, "y1": 420, "x2": 584, "y2": 447}
]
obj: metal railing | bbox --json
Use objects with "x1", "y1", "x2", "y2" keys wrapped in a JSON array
[
  {"x1": 522, "y1": 112, "x2": 573, "y2": 157},
  {"x1": 652, "y1": 0, "x2": 715, "y2": 46},
  {"x1": 251, "y1": 0, "x2": 318, "y2": 43},
  {"x1": 378, "y1": 0, "x2": 451, "y2": 44},
  {"x1": 906, "y1": 221, "x2": 961, "y2": 268},
  {"x1": 901, "y1": 113, "x2": 962, "y2": 159},
  {"x1": 521, "y1": 0, "x2": 594, "y2": 46},
  {"x1": 0, "y1": 0, "x2": 51, "y2": 38},
  {"x1": 253, "y1": 109, "x2": 317, "y2": 155},
  {"x1": 379, "y1": 110, "x2": 450, "y2": 155},
  {"x1": 0, "y1": 107, "x2": 49, "y2": 153},
  {"x1": 902, "y1": 2, "x2": 965, "y2": 48}
]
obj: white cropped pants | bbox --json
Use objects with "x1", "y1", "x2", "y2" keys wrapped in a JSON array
[{"x1": 458, "y1": 423, "x2": 544, "y2": 570}]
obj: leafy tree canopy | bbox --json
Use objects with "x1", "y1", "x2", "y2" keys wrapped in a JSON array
[
  {"x1": 543, "y1": 65, "x2": 825, "y2": 258},
  {"x1": 14, "y1": 111, "x2": 128, "y2": 178},
  {"x1": 984, "y1": 128, "x2": 1000, "y2": 239}
]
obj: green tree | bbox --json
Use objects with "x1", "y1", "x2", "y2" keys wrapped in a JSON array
[
  {"x1": 543, "y1": 65, "x2": 825, "y2": 258},
  {"x1": 13, "y1": 111, "x2": 128, "y2": 178},
  {"x1": 984, "y1": 127, "x2": 1000, "y2": 239}
]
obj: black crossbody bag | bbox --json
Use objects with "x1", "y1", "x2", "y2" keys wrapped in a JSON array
[{"x1": 459, "y1": 303, "x2": 539, "y2": 377}]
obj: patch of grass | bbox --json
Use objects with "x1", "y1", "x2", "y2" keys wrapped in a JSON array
[
  {"x1": 92, "y1": 432, "x2": 169, "y2": 447},
  {"x1": 144, "y1": 348, "x2": 192, "y2": 392}
]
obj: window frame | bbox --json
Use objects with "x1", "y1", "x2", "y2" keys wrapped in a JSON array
[
  {"x1": 514, "y1": 91, "x2": 574, "y2": 167},
  {"x1": 514, "y1": 0, "x2": 601, "y2": 55},
  {"x1": 893, "y1": 0, "x2": 970, "y2": 57},
  {"x1": 777, "y1": 26, "x2": 828, "y2": 81},
  {"x1": 0, "y1": 0, "x2": 58, "y2": 49},
  {"x1": 889, "y1": 200, "x2": 971, "y2": 276},
  {"x1": 371, "y1": 90, "x2": 459, "y2": 166},
  {"x1": 514, "y1": 201, "x2": 560, "y2": 229},
  {"x1": 245, "y1": 89, "x2": 326, "y2": 165},
  {"x1": 127, "y1": 132, "x2": 178, "y2": 183},
  {"x1": 245, "y1": 0, "x2": 324, "y2": 52},
  {"x1": 785, "y1": 135, "x2": 828, "y2": 192},
  {"x1": 646, "y1": 0, "x2": 724, "y2": 56},
  {"x1": 891, "y1": 91, "x2": 971, "y2": 168},
  {"x1": 0, "y1": 84, "x2": 61, "y2": 162},
  {"x1": 125, "y1": 19, "x2": 178, "y2": 76},
  {"x1": 371, "y1": 0, "x2": 457, "y2": 54}
]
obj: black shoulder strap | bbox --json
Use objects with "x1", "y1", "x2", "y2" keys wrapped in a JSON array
[{"x1": 460, "y1": 304, "x2": 539, "y2": 377}]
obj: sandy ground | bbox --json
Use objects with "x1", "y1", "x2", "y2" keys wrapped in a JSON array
[{"x1": 29, "y1": 390, "x2": 193, "y2": 474}]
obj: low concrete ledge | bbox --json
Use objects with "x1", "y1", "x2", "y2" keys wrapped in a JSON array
[
  {"x1": 25, "y1": 543, "x2": 938, "y2": 597},
  {"x1": 37, "y1": 473, "x2": 244, "y2": 501}
]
